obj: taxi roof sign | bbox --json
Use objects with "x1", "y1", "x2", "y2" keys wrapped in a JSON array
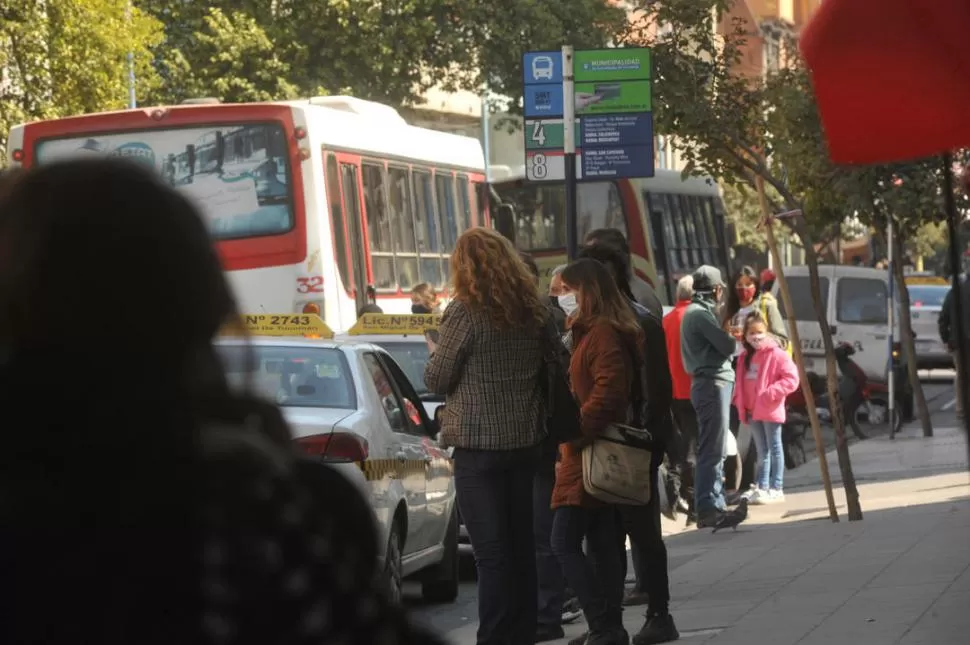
[
  {"x1": 347, "y1": 313, "x2": 441, "y2": 336},
  {"x1": 223, "y1": 313, "x2": 334, "y2": 339},
  {"x1": 904, "y1": 276, "x2": 948, "y2": 285}
]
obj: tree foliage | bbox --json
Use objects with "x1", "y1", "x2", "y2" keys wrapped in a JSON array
[
  {"x1": 140, "y1": 0, "x2": 627, "y2": 106},
  {"x1": 159, "y1": 9, "x2": 298, "y2": 104},
  {"x1": 0, "y1": 0, "x2": 162, "y2": 156}
]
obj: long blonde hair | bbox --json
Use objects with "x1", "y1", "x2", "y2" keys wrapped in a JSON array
[{"x1": 450, "y1": 227, "x2": 546, "y2": 330}]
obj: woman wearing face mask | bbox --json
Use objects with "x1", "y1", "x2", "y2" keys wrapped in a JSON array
[
  {"x1": 732, "y1": 312, "x2": 800, "y2": 505},
  {"x1": 551, "y1": 259, "x2": 642, "y2": 645},
  {"x1": 410, "y1": 282, "x2": 441, "y2": 314},
  {"x1": 722, "y1": 266, "x2": 788, "y2": 351}
]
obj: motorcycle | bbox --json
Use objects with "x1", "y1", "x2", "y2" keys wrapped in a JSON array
[{"x1": 785, "y1": 343, "x2": 905, "y2": 446}]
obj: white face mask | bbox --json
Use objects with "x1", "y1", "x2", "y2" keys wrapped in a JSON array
[
  {"x1": 558, "y1": 293, "x2": 579, "y2": 316},
  {"x1": 746, "y1": 333, "x2": 768, "y2": 349}
]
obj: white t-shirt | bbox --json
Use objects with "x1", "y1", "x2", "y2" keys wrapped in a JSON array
[{"x1": 731, "y1": 304, "x2": 756, "y2": 356}]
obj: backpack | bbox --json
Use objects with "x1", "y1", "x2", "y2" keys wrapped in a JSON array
[{"x1": 759, "y1": 292, "x2": 794, "y2": 357}]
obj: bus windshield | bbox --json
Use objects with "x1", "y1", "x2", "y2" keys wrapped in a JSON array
[
  {"x1": 33, "y1": 123, "x2": 293, "y2": 240},
  {"x1": 491, "y1": 180, "x2": 626, "y2": 251}
]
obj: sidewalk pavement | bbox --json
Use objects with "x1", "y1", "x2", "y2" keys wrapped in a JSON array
[{"x1": 441, "y1": 421, "x2": 970, "y2": 645}]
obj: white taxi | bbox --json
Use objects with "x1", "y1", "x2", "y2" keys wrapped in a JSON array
[
  {"x1": 338, "y1": 313, "x2": 444, "y2": 419},
  {"x1": 336, "y1": 314, "x2": 474, "y2": 555},
  {"x1": 216, "y1": 313, "x2": 458, "y2": 604}
]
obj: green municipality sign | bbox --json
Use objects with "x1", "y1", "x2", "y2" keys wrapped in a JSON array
[
  {"x1": 574, "y1": 49, "x2": 651, "y2": 83},
  {"x1": 576, "y1": 80, "x2": 651, "y2": 115},
  {"x1": 524, "y1": 119, "x2": 581, "y2": 150}
]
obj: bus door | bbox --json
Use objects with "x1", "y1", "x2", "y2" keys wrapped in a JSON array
[{"x1": 335, "y1": 155, "x2": 370, "y2": 315}]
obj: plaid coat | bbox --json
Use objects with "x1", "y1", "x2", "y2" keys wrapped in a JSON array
[{"x1": 425, "y1": 298, "x2": 555, "y2": 451}]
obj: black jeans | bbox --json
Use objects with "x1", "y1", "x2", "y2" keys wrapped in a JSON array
[
  {"x1": 616, "y1": 453, "x2": 670, "y2": 615},
  {"x1": 551, "y1": 505, "x2": 623, "y2": 634},
  {"x1": 454, "y1": 446, "x2": 539, "y2": 645},
  {"x1": 533, "y1": 450, "x2": 565, "y2": 630},
  {"x1": 671, "y1": 398, "x2": 698, "y2": 513}
]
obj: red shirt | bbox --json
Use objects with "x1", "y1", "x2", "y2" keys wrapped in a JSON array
[{"x1": 663, "y1": 300, "x2": 693, "y2": 400}]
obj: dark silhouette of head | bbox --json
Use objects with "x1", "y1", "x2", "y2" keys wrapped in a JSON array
[
  {"x1": 519, "y1": 250, "x2": 540, "y2": 282},
  {"x1": 578, "y1": 243, "x2": 635, "y2": 302},
  {"x1": 0, "y1": 158, "x2": 235, "y2": 362},
  {"x1": 584, "y1": 228, "x2": 630, "y2": 257}
]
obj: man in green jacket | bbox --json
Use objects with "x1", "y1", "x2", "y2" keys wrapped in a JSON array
[{"x1": 680, "y1": 266, "x2": 737, "y2": 528}]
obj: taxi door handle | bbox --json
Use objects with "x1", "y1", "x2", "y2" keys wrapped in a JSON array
[{"x1": 875, "y1": 334, "x2": 887, "y2": 340}]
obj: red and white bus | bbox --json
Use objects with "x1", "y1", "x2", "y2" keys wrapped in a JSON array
[
  {"x1": 6, "y1": 96, "x2": 488, "y2": 331},
  {"x1": 487, "y1": 165, "x2": 730, "y2": 303}
]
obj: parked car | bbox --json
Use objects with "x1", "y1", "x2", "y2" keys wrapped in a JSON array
[{"x1": 219, "y1": 314, "x2": 460, "y2": 604}]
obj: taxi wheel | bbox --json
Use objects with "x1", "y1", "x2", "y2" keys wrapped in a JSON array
[
  {"x1": 421, "y1": 507, "x2": 459, "y2": 603},
  {"x1": 383, "y1": 521, "x2": 404, "y2": 605}
]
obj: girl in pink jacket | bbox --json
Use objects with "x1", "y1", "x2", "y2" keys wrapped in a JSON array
[{"x1": 733, "y1": 312, "x2": 800, "y2": 504}]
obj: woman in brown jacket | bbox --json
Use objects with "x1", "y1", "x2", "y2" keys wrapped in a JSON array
[{"x1": 550, "y1": 259, "x2": 644, "y2": 645}]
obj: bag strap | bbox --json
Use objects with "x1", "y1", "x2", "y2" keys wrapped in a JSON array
[{"x1": 624, "y1": 336, "x2": 645, "y2": 428}]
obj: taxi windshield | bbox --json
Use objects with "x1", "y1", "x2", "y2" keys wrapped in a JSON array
[
  {"x1": 217, "y1": 345, "x2": 356, "y2": 409},
  {"x1": 907, "y1": 285, "x2": 949, "y2": 308},
  {"x1": 369, "y1": 340, "x2": 431, "y2": 396}
]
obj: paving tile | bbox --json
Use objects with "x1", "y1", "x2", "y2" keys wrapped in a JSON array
[
  {"x1": 897, "y1": 590, "x2": 970, "y2": 645},
  {"x1": 796, "y1": 583, "x2": 948, "y2": 645},
  {"x1": 746, "y1": 588, "x2": 857, "y2": 618},
  {"x1": 948, "y1": 564, "x2": 970, "y2": 592},
  {"x1": 706, "y1": 612, "x2": 826, "y2": 645},
  {"x1": 641, "y1": 601, "x2": 759, "y2": 633}
]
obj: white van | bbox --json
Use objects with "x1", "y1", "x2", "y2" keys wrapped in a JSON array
[{"x1": 772, "y1": 265, "x2": 899, "y2": 382}]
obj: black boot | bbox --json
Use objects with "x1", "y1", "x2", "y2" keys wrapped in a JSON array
[{"x1": 633, "y1": 612, "x2": 679, "y2": 645}]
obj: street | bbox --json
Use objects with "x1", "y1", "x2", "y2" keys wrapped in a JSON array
[{"x1": 405, "y1": 370, "x2": 965, "y2": 640}]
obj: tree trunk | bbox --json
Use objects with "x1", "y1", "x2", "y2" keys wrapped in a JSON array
[
  {"x1": 773, "y1": 209, "x2": 863, "y2": 520},
  {"x1": 887, "y1": 229, "x2": 933, "y2": 437},
  {"x1": 757, "y1": 186, "x2": 839, "y2": 522}
]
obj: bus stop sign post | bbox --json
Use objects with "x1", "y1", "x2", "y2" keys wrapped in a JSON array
[
  {"x1": 522, "y1": 46, "x2": 655, "y2": 259},
  {"x1": 562, "y1": 46, "x2": 578, "y2": 260}
]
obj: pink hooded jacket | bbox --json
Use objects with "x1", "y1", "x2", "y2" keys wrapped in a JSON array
[{"x1": 733, "y1": 342, "x2": 800, "y2": 423}]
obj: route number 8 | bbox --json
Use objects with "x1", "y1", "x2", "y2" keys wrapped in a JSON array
[{"x1": 531, "y1": 153, "x2": 547, "y2": 179}]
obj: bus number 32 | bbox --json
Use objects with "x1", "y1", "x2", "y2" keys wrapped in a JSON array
[{"x1": 297, "y1": 276, "x2": 324, "y2": 294}]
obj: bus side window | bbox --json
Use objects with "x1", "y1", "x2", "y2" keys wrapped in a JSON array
[
  {"x1": 362, "y1": 162, "x2": 395, "y2": 291},
  {"x1": 456, "y1": 174, "x2": 473, "y2": 231},
  {"x1": 664, "y1": 194, "x2": 690, "y2": 270},
  {"x1": 686, "y1": 196, "x2": 711, "y2": 265},
  {"x1": 325, "y1": 154, "x2": 352, "y2": 293},
  {"x1": 435, "y1": 172, "x2": 458, "y2": 254},
  {"x1": 388, "y1": 166, "x2": 419, "y2": 290},
  {"x1": 412, "y1": 170, "x2": 443, "y2": 287},
  {"x1": 678, "y1": 195, "x2": 701, "y2": 267}
]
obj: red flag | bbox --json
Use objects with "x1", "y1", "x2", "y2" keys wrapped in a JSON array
[{"x1": 800, "y1": 0, "x2": 970, "y2": 164}]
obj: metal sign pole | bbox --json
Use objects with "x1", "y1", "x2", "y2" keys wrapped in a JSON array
[
  {"x1": 562, "y1": 46, "x2": 578, "y2": 260},
  {"x1": 888, "y1": 216, "x2": 896, "y2": 438}
]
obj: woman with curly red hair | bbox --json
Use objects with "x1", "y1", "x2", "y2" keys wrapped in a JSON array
[{"x1": 425, "y1": 227, "x2": 558, "y2": 645}]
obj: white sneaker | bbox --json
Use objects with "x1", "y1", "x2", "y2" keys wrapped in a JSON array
[
  {"x1": 763, "y1": 489, "x2": 785, "y2": 503},
  {"x1": 748, "y1": 489, "x2": 767, "y2": 505},
  {"x1": 740, "y1": 485, "x2": 760, "y2": 501}
]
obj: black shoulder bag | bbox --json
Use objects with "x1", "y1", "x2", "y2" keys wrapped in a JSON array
[{"x1": 539, "y1": 317, "x2": 582, "y2": 444}]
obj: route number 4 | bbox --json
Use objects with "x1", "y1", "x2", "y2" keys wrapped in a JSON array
[{"x1": 531, "y1": 122, "x2": 546, "y2": 147}]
